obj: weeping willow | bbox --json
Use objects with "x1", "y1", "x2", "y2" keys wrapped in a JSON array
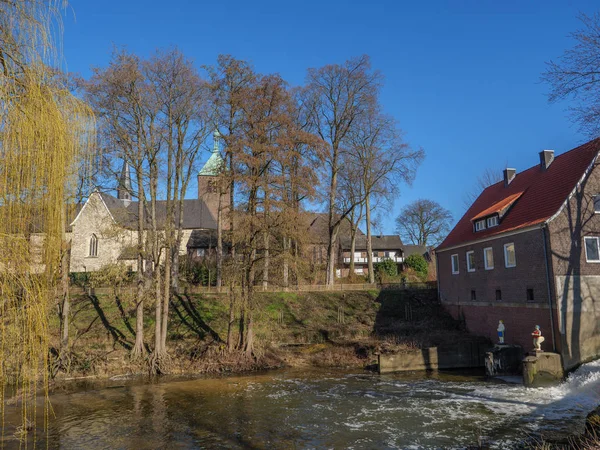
[{"x1": 0, "y1": 0, "x2": 95, "y2": 445}]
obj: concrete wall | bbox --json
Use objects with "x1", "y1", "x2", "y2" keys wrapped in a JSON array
[
  {"x1": 378, "y1": 341, "x2": 488, "y2": 373},
  {"x1": 548, "y1": 159, "x2": 600, "y2": 369}
]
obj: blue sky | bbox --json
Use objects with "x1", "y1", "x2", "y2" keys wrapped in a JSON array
[{"x1": 63, "y1": 0, "x2": 598, "y2": 234}]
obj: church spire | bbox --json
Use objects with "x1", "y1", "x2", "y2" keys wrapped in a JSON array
[
  {"x1": 213, "y1": 128, "x2": 221, "y2": 154},
  {"x1": 117, "y1": 160, "x2": 132, "y2": 206},
  {"x1": 199, "y1": 129, "x2": 224, "y2": 176}
]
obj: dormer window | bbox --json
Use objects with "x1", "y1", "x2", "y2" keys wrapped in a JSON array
[
  {"x1": 487, "y1": 216, "x2": 499, "y2": 228},
  {"x1": 475, "y1": 220, "x2": 486, "y2": 232}
]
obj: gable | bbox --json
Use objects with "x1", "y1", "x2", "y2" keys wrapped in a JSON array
[{"x1": 70, "y1": 191, "x2": 117, "y2": 228}]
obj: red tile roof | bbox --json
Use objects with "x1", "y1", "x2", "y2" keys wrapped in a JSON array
[{"x1": 437, "y1": 139, "x2": 600, "y2": 251}]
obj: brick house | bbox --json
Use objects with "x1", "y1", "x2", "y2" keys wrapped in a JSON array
[{"x1": 436, "y1": 139, "x2": 600, "y2": 370}]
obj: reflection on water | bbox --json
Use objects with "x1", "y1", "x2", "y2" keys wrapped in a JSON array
[{"x1": 3, "y1": 362, "x2": 600, "y2": 449}]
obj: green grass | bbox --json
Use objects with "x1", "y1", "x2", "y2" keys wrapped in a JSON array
[{"x1": 52, "y1": 287, "x2": 474, "y2": 376}]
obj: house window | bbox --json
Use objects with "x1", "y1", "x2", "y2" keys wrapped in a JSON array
[
  {"x1": 385, "y1": 251, "x2": 390, "y2": 258},
  {"x1": 495, "y1": 289, "x2": 502, "y2": 301},
  {"x1": 584, "y1": 236, "x2": 600, "y2": 262},
  {"x1": 504, "y1": 243, "x2": 516, "y2": 268},
  {"x1": 196, "y1": 248, "x2": 205, "y2": 257},
  {"x1": 470, "y1": 290, "x2": 476, "y2": 301},
  {"x1": 594, "y1": 195, "x2": 600, "y2": 213},
  {"x1": 466, "y1": 251, "x2": 475, "y2": 272},
  {"x1": 484, "y1": 247, "x2": 494, "y2": 270},
  {"x1": 475, "y1": 220, "x2": 486, "y2": 232},
  {"x1": 487, "y1": 216, "x2": 498, "y2": 227},
  {"x1": 451, "y1": 254, "x2": 459, "y2": 274},
  {"x1": 89, "y1": 234, "x2": 98, "y2": 257},
  {"x1": 526, "y1": 288, "x2": 534, "y2": 301}
]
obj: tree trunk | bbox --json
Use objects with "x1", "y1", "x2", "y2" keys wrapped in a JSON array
[
  {"x1": 60, "y1": 238, "x2": 70, "y2": 358},
  {"x1": 161, "y1": 253, "x2": 170, "y2": 350},
  {"x1": 366, "y1": 193, "x2": 375, "y2": 284},
  {"x1": 216, "y1": 191, "x2": 223, "y2": 291},
  {"x1": 349, "y1": 224, "x2": 357, "y2": 277},
  {"x1": 132, "y1": 190, "x2": 146, "y2": 358},
  {"x1": 154, "y1": 263, "x2": 162, "y2": 354},
  {"x1": 226, "y1": 287, "x2": 236, "y2": 351},
  {"x1": 282, "y1": 237, "x2": 289, "y2": 289},
  {"x1": 244, "y1": 249, "x2": 256, "y2": 356},
  {"x1": 244, "y1": 306, "x2": 254, "y2": 357},
  {"x1": 326, "y1": 224, "x2": 340, "y2": 286},
  {"x1": 262, "y1": 231, "x2": 269, "y2": 290},
  {"x1": 326, "y1": 143, "x2": 339, "y2": 286}
]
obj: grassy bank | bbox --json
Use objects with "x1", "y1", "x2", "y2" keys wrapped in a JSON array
[{"x1": 50, "y1": 288, "x2": 476, "y2": 379}]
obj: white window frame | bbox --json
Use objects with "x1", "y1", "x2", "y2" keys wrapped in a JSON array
[
  {"x1": 475, "y1": 220, "x2": 486, "y2": 232},
  {"x1": 487, "y1": 216, "x2": 498, "y2": 227},
  {"x1": 483, "y1": 247, "x2": 494, "y2": 270},
  {"x1": 594, "y1": 195, "x2": 600, "y2": 214},
  {"x1": 466, "y1": 251, "x2": 475, "y2": 272},
  {"x1": 504, "y1": 242, "x2": 516, "y2": 268},
  {"x1": 451, "y1": 254, "x2": 459, "y2": 274},
  {"x1": 89, "y1": 234, "x2": 98, "y2": 257},
  {"x1": 584, "y1": 236, "x2": 600, "y2": 263}
]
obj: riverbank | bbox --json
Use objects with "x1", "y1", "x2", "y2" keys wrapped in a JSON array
[{"x1": 49, "y1": 288, "x2": 479, "y2": 380}]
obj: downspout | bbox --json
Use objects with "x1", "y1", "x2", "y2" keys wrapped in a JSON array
[{"x1": 542, "y1": 224, "x2": 557, "y2": 352}]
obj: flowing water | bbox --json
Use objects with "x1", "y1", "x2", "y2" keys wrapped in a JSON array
[{"x1": 3, "y1": 361, "x2": 600, "y2": 449}]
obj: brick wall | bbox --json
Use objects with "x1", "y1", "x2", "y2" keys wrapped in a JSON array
[
  {"x1": 547, "y1": 159, "x2": 600, "y2": 368},
  {"x1": 437, "y1": 228, "x2": 549, "y2": 305},
  {"x1": 437, "y1": 228, "x2": 556, "y2": 351}
]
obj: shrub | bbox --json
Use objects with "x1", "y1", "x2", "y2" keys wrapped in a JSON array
[
  {"x1": 404, "y1": 254, "x2": 428, "y2": 279},
  {"x1": 374, "y1": 258, "x2": 398, "y2": 278}
]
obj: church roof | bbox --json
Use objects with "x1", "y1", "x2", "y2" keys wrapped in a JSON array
[
  {"x1": 98, "y1": 192, "x2": 217, "y2": 230},
  {"x1": 198, "y1": 150, "x2": 224, "y2": 176}
]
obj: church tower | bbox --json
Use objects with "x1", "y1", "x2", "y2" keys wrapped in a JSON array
[
  {"x1": 117, "y1": 160, "x2": 132, "y2": 206},
  {"x1": 198, "y1": 130, "x2": 229, "y2": 222}
]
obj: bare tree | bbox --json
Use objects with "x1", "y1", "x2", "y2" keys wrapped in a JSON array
[
  {"x1": 145, "y1": 48, "x2": 211, "y2": 363},
  {"x1": 304, "y1": 55, "x2": 381, "y2": 286},
  {"x1": 205, "y1": 55, "x2": 256, "y2": 350},
  {"x1": 347, "y1": 108, "x2": 423, "y2": 283},
  {"x1": 85, "y1": 49, "x2": 158, "y2": 359},
  {"x1": 462, "y1": 167, "x2": 502, "y2": 209},
  {"x1": 395, "y1": 199, "x2": 452, "y2": 247},
  {"x1": 542, "y1": 13, "x2": 600, "y2": 136}
]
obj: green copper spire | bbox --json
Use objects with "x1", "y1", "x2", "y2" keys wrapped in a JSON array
[{"x1": 199, "y1": 129, "x2": 224, "y2": 176}]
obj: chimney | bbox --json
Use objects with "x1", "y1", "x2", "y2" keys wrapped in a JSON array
[
  {"x1": 503, "y1": 168, "x2": 516, "y2": 187},
  {"x1": 539, "y1": 149, "x2": 554, "y2": 171}
]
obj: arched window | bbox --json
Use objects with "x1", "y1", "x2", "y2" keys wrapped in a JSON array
[{"x1": 89, "y1": 234, "x2": 98, "y2": 257}]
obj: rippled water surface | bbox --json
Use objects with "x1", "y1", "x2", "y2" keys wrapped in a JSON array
[{"x1": 3, "y1": 361, "x2": 600, "y2": 449}]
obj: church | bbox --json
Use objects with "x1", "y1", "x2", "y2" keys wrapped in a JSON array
[{"x1": 68, "y1": 132, "x2": 226, "y2": 273}]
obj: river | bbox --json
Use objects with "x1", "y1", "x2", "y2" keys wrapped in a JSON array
[{"x1": 3, "y1": 360, "x2": 600, "y2": 449}]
